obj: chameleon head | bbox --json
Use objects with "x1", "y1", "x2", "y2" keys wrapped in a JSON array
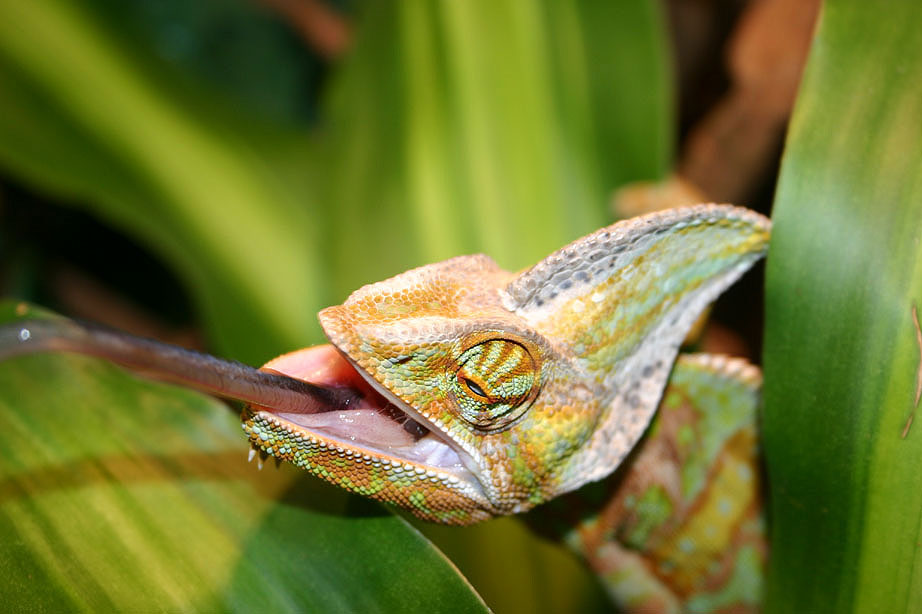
[{"x1": 241, "y1": 205, "x2": 770, "y2": 525}]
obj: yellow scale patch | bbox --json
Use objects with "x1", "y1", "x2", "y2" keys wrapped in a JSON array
[{"x1": 651, "y1": 426, "x2": 758, "y2": 593}]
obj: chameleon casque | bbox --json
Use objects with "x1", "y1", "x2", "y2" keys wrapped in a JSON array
[{"x1": 2, "y1": 204, "x2": 770, "y2": 613}]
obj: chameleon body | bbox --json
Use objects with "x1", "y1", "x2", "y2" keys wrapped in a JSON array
[
  {"x1": 241, "y1": 204, "x2": 770, "y2": 611},
  {"x1": 1, "y1": 204, "x2": 769, "y2": 612},
  {"x1": 530, "y1": 353, "x2": 764, "y2": 612}
]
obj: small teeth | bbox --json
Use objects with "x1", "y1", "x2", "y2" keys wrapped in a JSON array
[
  {"x1": 248, "y1": 447, "x2": 257, "y2": 463},
  {"x1": 257, "y1": 449, "x2": 269, "y2": 471}
]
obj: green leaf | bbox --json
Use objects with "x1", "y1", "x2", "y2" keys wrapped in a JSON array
[
  {"x1": 0, "y1": 302, "x2": 489, "y2": 612},
  {"x1": 763, "y1": 2, "x2": 922, "y2": 611}
]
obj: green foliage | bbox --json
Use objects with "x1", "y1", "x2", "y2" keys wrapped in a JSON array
[
  {"x1": 763, "y1": 1, "x2": 922, "y2": 610},
  {"x1": 0, "y1": 0, "x2": 670, "y2": 610}
]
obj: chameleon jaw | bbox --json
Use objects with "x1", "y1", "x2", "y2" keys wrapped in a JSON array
[{"x1": 241, "y1": 344, "x2": 492, "y2": 524}]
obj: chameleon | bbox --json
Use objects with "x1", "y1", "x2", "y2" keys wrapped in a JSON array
[{"x1": 1, "y1": 204, "x2": 770, "y2": 612}]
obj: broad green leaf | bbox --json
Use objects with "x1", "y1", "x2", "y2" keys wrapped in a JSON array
[
  {"x1": 763, "y1": 1, "x2": 922, "y2": 611},
  {"x1": 0, "y1": 302, "x2": 489, "y2": 612}
]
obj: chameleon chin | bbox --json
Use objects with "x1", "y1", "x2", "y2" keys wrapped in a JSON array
[{"x1": 1, "y1": 204, "x2": 770, "y2": 613}]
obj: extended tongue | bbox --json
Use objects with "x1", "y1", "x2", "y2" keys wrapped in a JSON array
[{"x1": 0, "y1": 317, "x2": 359, "y2": 414}]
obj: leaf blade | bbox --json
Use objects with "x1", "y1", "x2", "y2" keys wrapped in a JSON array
[{"x1": 763, "y1": 1, "x2": 922, "y2": 610}]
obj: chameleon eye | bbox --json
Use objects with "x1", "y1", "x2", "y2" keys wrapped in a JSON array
[
  {"x1": 453, "y1": 338, "x2": 539, "y2": 430},
  {"x1": 461, "y1": 377, "x2": 488, "y2": 399}
]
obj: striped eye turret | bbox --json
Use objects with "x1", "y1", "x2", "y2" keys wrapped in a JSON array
[{"x1": 452, "y1": 338, "x2": 539, "y2": 430}]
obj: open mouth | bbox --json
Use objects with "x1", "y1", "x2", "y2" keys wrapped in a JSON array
[{"x1": 253, "y1": 344, "x2": 475, "y2": 479}]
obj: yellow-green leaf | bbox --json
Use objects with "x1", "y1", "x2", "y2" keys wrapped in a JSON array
[{"x1": 764, "y1": 1, "x2": 922, "y2": 610}]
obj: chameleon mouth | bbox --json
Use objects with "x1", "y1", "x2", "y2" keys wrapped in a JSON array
[{"x1": 252, "y1": 344, "x2": 471, "y2": 474}]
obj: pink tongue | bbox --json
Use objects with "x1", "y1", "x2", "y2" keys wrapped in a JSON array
[
  {"x1": 261, "y1": 344, "x2": 416, "y2": 447},
  {"x1": 260, "y1": 344, "x2": 385, "y2": 405}
]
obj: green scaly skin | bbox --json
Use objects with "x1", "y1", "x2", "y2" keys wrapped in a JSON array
[
  {"x1": 528, "y1": 353, "x2": 764, "y2": 612},
  {"x1": 241, "y1": 204, "x2": 770, "y2": 611}
]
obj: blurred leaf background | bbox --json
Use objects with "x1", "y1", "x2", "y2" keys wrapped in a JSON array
[{"x1": 9, "y1": 0, "x2": 922, "y2": 612}]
